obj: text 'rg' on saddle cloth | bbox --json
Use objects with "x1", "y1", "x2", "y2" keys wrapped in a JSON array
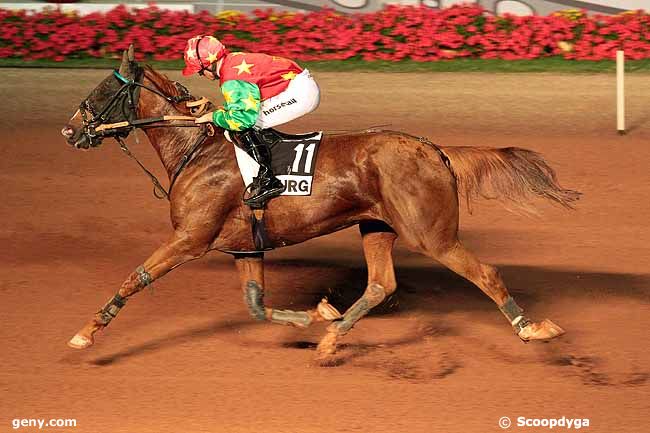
[{"x1": 232, "y1": 131, "x2": 323, "y2": 196}]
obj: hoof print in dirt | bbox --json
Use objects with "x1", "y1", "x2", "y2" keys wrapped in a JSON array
[{"x1": 549, "y1": 354, "x2": 611, "y2": 386}]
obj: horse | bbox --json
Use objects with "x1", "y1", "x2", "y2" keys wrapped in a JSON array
[{"x1": 61, "y1": 46, "x2": 579, "y2": 363}]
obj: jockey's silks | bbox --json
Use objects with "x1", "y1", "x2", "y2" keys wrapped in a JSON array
[
  {"x1": 218, "y1": 52, "x2": 303, "y2": 100},
  {"x1": 212, "y1": 52, "x2": 303, "y2": 131}
]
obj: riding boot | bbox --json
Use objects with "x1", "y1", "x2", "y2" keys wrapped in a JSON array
[{"x1": 233, "y1": 129, "x2": 285, "y2": 208}]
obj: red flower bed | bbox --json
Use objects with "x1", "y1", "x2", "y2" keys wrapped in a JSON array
[{"x1": 0, "y1": 4, "x2": 648, "y2": 62}]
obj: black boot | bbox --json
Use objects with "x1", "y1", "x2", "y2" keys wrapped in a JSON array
[{"x1": 234, "y1": 129, "x2": 285, "y2": 208}]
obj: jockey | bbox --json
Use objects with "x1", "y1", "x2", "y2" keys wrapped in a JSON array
[{"x1": 183, "y1": 35, "x2": 321, "y2": 208}]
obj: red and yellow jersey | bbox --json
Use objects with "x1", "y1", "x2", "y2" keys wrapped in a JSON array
[{"x1": 217, "y1": 52, "x2": 303, "y2": 101}]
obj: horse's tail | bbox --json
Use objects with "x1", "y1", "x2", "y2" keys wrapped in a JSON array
[{"x1": 438, "y1": 146, "x2": 580, "y2": 213}]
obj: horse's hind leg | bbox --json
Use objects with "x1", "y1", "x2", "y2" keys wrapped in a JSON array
[
  {"x1": 235, "y1": 255, "x2": 342, "y2": 327},
  {"x1": 67, "y1": 233, "x2": 210, "y2": 349},
  {"x1": 430, "y1": 240, "x2": 564, "y2": 341},
  {"x1": 316, "y1": 225, "x2": 398, "y2": 359}
]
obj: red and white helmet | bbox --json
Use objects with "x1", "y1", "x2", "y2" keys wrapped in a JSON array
[{"x1": 182, "y1": 35, "x2": 229, "y2": 76}]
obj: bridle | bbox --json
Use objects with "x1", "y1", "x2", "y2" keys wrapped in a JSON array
[
  {"x1": 78, "y1": 68, "x2": 195, "y2": 145},
  {"x1": 78, "y1": 68, "x2": 212, "y2": 200}
]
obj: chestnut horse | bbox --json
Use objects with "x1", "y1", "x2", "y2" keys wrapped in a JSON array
[{"x1": 62, "y1": 47, "x2": 579, "y2": 362}]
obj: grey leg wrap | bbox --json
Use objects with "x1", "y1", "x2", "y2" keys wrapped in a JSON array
[
  {"x1": 135, "y1": 265, "x2": 153, "y2": 287},
  {"x1": 332, "y1": 283, "x2": 386, "y2": 335},
  {"x1": 96, "y1": 293, "x2": 127, "y2": 326},
  {"x1": 270, "y1": 309, "x2": 313, "y2": 328},
  {"x1": 499, "y1": 296, "x2": 532, "y2": 334},
  {"x1": 244, "y1": 280, "x2": 266, "y2": 321}
]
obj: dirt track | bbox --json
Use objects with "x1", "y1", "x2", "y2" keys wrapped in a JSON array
[{"x1": 1, "y1": 68, "x2": 649, "y2": 433}]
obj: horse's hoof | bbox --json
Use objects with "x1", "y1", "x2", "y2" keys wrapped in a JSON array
[
  {"x1": 317, "y1": 298, "x2": 342, "y2": 321},
  {"x1": 518, "y1": 319, "x2": 565, "y2": 341},
  {"x1": 67, "y1": 334, "x2": 93, "y2": 349}
]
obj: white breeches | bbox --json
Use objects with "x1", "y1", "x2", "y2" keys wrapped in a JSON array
[{"x1": 254, "y1": 69, "x2": 320, "y2": 129}]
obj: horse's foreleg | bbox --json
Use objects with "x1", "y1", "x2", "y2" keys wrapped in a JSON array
[
  {"x1": 316, "y1": 230, "x2": 398, "y2": 359},
  {"x1": 235, "y1": 255, "x2": 341, "y2": 327},
  {"x1": 68, "y1": 234, "x2": 209, "y2": 349}
]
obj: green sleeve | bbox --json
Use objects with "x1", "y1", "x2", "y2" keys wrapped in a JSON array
[{"x1": 212, "y1": 80, "x2": 261, "y2": 131}]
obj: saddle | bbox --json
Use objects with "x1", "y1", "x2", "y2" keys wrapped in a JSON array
[
  {"x1": 229, "y1": 128, "x2": 323, "y2": 197},
  {"x1": 227, "y1": 128, "x2": 324, "y2": 252}
]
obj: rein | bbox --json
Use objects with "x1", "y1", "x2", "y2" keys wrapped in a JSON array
[
  {"x1": 80, "y1": 70, "x2": 198, "y2": 139},
  {"x1": 80, "y1": 69, "x2": 213, "y2": 201},
  {"x1": 116, "y1": 129, "x2": 209, "y2": 200}
]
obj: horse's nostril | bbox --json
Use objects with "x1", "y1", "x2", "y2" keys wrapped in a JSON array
[{"x1": 62, "y1": 126, "x2": 74, "y2": 138}]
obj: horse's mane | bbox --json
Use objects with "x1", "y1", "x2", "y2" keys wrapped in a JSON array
[
  {"x1": 142, "y1": 65, "x2": 183, "y2": 98},
  {"x1": 141, "y1": 65, "x2": 217, "y2": 119}
]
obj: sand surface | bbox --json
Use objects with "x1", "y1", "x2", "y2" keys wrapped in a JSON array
[{"x1": 1, "y1": 68, "x2": 649, "y2": 433}]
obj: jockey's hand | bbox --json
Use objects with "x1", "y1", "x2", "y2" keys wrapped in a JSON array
[{"x1": 195, "y1": 112, "x2": 214, "y2": 124}]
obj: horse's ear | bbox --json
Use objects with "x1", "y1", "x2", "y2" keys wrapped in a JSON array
[
  {"x1": 127, "y1": 44, "x2": 135, "y2": 62},
  {"x1": 118, "y1": 49, "x2": 129, "y2": 75}
]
